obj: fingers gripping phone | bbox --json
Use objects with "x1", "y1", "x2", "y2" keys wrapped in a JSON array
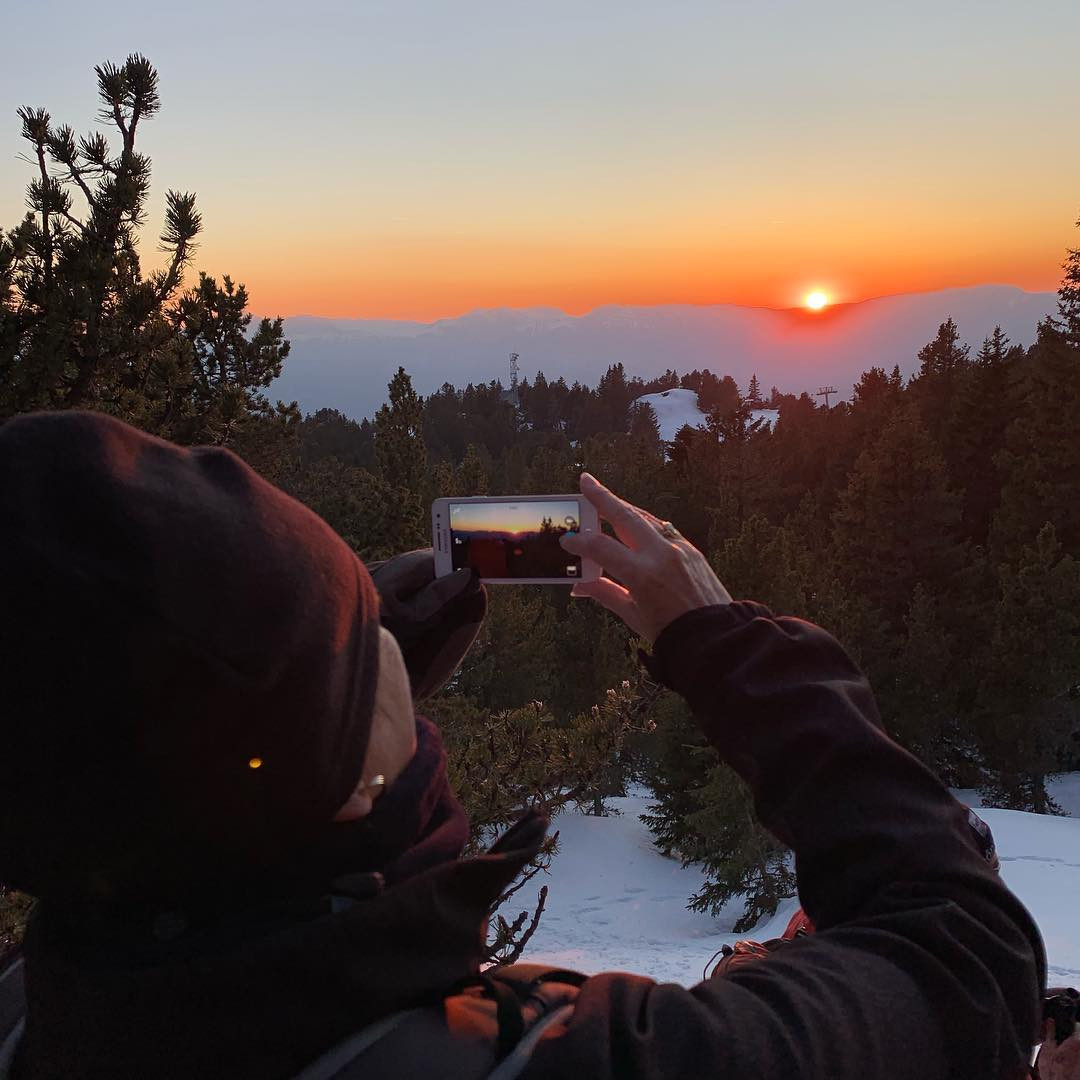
[{"x1": 432, "y1": 495, "x2": 600, "y2": 584}]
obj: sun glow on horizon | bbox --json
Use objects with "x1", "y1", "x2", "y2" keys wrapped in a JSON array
[{"x1": 805, "y1": 290, "x2": 829, "y2": 311}]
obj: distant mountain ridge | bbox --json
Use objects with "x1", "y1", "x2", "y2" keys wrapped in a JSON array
[{"x1": 269, "y1": 285, "x2": 1057, "y2": 421}]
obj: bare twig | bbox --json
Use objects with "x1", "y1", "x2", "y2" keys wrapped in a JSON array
[{"x1": 496, "y1": 886, "x2": 548, "y2": 968}]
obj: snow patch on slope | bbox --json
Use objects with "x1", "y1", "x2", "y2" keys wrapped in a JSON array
[
  {"x1": 633, "y1": 388, "x2": 707, "y2": 442},
  {"x1": 524, "y1": 788, "x2": 768, "y2": 985},
  {"x1": 525, "y1": 780, "x2": 1080, "y2": 987},
  {"x1": 632, "y1": 388, "x2": 778, "y2": 442}
]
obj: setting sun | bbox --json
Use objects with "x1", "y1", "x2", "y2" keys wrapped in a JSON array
[{"x1": 805, "y1": 291, "x2": 829, "y2": 311}]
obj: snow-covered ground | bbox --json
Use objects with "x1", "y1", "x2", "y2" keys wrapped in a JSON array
[
  {"x1": 633, "y1": 388, "x2": 706, "y2": 443},
  {"x1": 525, "y1": 779, "x2": 1080, "y2": 988},
  {"x1": 633, "y1": 387, "x2": 778, "y2": 443},
  {"x1": 750, "y1": 407, "x2": 780, "y2": 431}
]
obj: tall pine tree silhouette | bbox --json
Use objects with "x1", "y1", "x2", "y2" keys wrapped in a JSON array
[
  {"x1": 832, "y1": 403, "x2": 962, "y2": 628},
  {"x1": 0, "y1": 55, "x2": 289, "y2": 446},
  {"x1": 375, "y1": 367, "x2": 427, "y2": 494}
]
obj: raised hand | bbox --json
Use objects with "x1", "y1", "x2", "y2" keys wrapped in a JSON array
[{"x1": 560, "y1": 473, "x2": 731, "y2": 642}]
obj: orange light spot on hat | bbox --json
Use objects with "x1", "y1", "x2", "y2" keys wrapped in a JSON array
[{"x1": 248, "y1": 757, "x2": 263, "y2": 770}]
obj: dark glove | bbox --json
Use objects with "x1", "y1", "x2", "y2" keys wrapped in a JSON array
[{"x1": 367, "y1": 549, "x2": 487, "y2": 702}]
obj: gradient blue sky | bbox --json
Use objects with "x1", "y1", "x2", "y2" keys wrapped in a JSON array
[{"x1": 2, "y1": 0, "x2": 1078, "y2": 318}]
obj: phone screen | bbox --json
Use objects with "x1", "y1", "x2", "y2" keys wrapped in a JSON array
[{"x1": 448, "y1": 498, "x2": 583, "y2": 579}]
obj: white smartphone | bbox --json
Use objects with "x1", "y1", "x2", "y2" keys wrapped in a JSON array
[{"x1": 431, "y1": 495, "x2": 601, "y2": 584}]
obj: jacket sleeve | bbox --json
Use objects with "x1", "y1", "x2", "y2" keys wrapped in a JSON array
[{"x1": 523, "y1": 602, "x2": 1045, "y2": 1080}]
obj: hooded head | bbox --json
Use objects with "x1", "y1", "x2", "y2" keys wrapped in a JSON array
[{"x1": 0, "y1": 411, "x2": 383, "y2": 906}]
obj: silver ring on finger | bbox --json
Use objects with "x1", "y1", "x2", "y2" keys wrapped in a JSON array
[{"x1": 656, "y1": 520, "x2": 681, "y2": 540}]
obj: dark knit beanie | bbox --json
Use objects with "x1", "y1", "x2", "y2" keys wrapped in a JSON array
[{"x1": 0, "y1": 411, "x2": 381, "y2": 905}]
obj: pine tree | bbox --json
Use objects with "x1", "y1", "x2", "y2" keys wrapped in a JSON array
[
  {"x1": 548, "y1": 602, "x2": 635, "y2": 722},
  {"x1": 831, "y1": 403, "x2": 963, "y2": 627},
  {"x1": 909, "y1": 318, "x2": 971, "y2": 464},
  {"x1": 747, "y1": 372, "x2": 763, "y2": 407},
  {"x1": 640, "y1": 696, "x2": 795, "y2": 933},
  {"x1": 711, "y1": 514, "x2": 811, "y2": 615},
  {"x1": 681, "y1": 763, "x2": 796, "y2": 932},
  {"x1": 497, "y1": 443, "x2": 529, "y2": 493},
  {"x1": 374, "y1": 367, "x2": 427, "y2": 498},
  {"x1": 548, "y1": 602, "x2": 639, "y2": 815},
  {"x1": 628, "y1": 399, "x2": 661, "y2": 442},
  {"x1": 992, "y1": 319, "x2": 1080, "y2": 557},
  {"x1": 436, "y1": 687, "x2": 646, "y2": 964},
  {"x1": 278, "y1": 456, "x2": 420, "y2": 560},
  {"x1": 758, "y1": 392, "x2": 848, "y2": 521},
  {"x1": 976, "y1": 524, "x2": 1080, "y2": 812},
  {"x1": 695, "y1": 398, "x2": 768, "y2": 542},
  {"x1": 170, "y1": 273, "x2": 293, "y2": 446},
  {"x1": 524, "y1": 442, "x2": 577, "y2": 494},
  {"x1": 582, "y1": 400, "x2": 666, "y2": 509},
  {"x1": 914, "y1": 317, "x2": 968, "y2": 379},
  {"x1": 0, "y1": 56, "x2": 289, "y2": 445},
  {"x1": 595, "y1": 362, "x2": 632, "y2": 433},
  {"x1": 430, "y1": 459, "x2": 457, "y2": 498},
  {"x1": 452, "y1": 588, "x2": 560, "y2": 711},
  {"x1": 1056, "y1": 215, "x2": 1080, "y2": 346},
  {"x1": 808, "y1": 576, "x2": 892, "y2": 677},
  {"x1": 622, "y1": 418, "x2": 665, "y2": 509},
  {"x1": 457, "y1": 443, "x2": 490, "y2": 496},
  {"x1": 298, "y1": 409, "x2": 376, "y2": 469},
  {"x1": 878, "y1": 584, "x2": 964, "y2": 778},
  {"x1": 950, "y1": 327, "x2": 1022, "y2": 544}
]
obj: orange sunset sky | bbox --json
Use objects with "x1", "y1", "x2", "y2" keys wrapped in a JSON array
[
  {"x1": 450, "y1": 500, "x2": 581, "y2": 535},
  {"x1": 3, "y1": 0, "x2": 1078, "y2": 320}
]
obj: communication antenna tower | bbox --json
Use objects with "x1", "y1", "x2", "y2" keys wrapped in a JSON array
[
  {"x1": 509, "y1": 352, "x2": 520, "y2": 390},
  {"x1": 816, "y1": 385, "x2": 837, "y2": 409}
]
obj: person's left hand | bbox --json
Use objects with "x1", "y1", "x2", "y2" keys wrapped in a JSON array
[{"x1": 367, "y1": 549, "x2": 486, "y2": 702}]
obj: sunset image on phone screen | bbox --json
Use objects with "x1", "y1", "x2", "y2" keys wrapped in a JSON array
[{"x1": 449, "y1": 500, "x2": 581, "y2": 579}]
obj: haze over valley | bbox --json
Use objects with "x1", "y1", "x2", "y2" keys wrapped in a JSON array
[{"x1": 271, "y1": 285, "x2": 1056, "y2": 419}]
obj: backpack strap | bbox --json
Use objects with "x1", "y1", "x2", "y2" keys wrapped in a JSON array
[
  {"x1": 292, "y1": 964, "x2": 586, "y2": 1080},
  {"x1": 293, "y1": 1007, "x2": 427, "y2": 1080},
  {"x1": 0, "y1": 951, "x2": 26, "y2": 1080},
  {"x1": 479, "y1": 965, "x2": 586, "y2": 1079},
  {"x1": 485, "y1": 1002, "x2": 576, "y2": 1080}
]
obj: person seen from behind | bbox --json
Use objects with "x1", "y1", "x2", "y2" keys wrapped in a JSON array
[{"x1": 0, "y1": 411, "x2": 1045, "y2": 1079}]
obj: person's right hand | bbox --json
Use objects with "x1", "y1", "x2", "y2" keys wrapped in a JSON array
[{"x1": 560, "y1": 473, "x2": 732, "y2": 643}]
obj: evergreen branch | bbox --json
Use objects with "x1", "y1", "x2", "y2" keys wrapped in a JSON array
[
  {"x1": 55, "y1": 208, "x2": 87, "y2": 235},
  {"x1": 154, "y1": 191, "x2": 202, "y2": 302},
  {"x1": 17, "y1": 107, "x2": 55, "y2": 296},
  {"x1": 79, "y1": 131, "x2": 111, "y2": 169},
  {"x1": 95, "y1": 61, "x2": 130, "y2": 144}
]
